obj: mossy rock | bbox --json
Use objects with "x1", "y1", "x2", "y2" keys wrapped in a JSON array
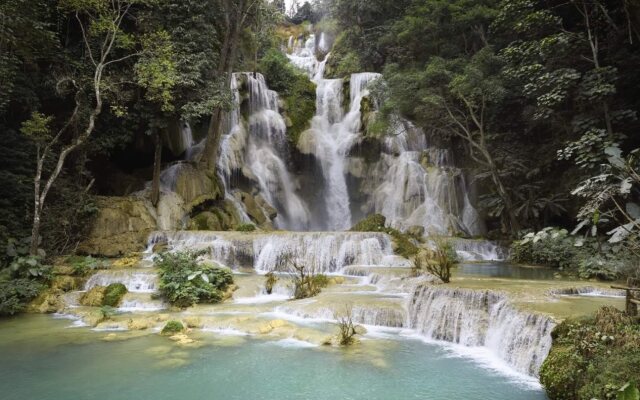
[
  {"x1": 351, "y1": 214, "x2": 418, "y2": 258},
  {"x1": 102, "y1": 283, "x2": 128, "y2": 307},
  {"x1": 161, "y1": 320, "x2": 185, "y2": 336},
  {"x1": 80, "y1": 286, "x2": 107, "y2": 307}
]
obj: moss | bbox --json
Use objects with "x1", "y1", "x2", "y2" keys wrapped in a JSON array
[
  {"x1": 540, "y1": 307, "x2": 640, "y2": 400},
  {"x1": 351, "y1": 214, "x2": 418, "y2": 258},
  {"x1": 236, "y1": 223, "x2": 256, "y2": 232},
  {"x1": 102, "y1": 283, "x2": 128, "y2": 307},
  {"x1": 161, "y1": 320, "x2": 184, "y2": 335},
  {"x1": 283, "y1": 77, "x2": 316, "y2": 145}
]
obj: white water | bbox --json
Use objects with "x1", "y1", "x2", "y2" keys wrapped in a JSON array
[
  {"x1": 85, "y1": 270, "x2": 158, "y2": 293},
  {"x1": 148, "y1": 231, "x2": 397, "y2": 274},
  {"x1": 407, "y1": 284, "x2": 554, "y2": 376}
]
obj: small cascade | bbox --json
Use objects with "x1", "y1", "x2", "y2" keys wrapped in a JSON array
[
  {"x1": 452, "y1": 239, "x2": 508, "y2": 261},
  {"x1": 274, "y1": 301, "x2": 405, "y2": 328},
  {"x1": 84, "y1": 270, "x2": 159, "y2": 293},
  {"x1": 407, "y1": 284, "x2": 554, "y2": 376},
  {"x1": 550, "y1": 287, "x2": 626, "y2": 298},
  {"x1": 118, "y1": 293, "x2": 167, "y2": 312},
  {"x1": 148, "y1": 231, "x2": 399, "y2": 274}
]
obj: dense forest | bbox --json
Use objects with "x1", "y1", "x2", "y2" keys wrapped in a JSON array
[{"x1": 1, "y1": 1, "x2": 640, "y2": 399}]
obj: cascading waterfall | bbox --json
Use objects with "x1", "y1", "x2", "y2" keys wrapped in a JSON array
[
  {"x1": 147, "y1": 231, "x2": 399, "y2": 274},
  {"x1": 407, "y1": 284, "x2": 554, "y2": 376},
  {"x1": 288, "y1": 33, "x2": 483, "y2": 235},
  {"x1": 218, "y1": 73, "x2": 311, "y2": 230}
]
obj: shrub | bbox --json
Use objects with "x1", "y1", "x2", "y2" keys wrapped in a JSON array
[
  {"x1": 155, "y1": 251, "x2": 233, "y2": 308},
  {"x1": 287, "y1": 257, "x2": 329, "y2": 299},
  {"x1": 68, "y1": 256, "x2": 110, "y2": 277},
  {"x1": 102, "y1": 283, "x2": 128, "y2": 307},
  {"x1": 540, "y1": 307, "x2": 640, "y2": 400},
  {"x1": 236, "y1": 223, "x2": 256, "y2": 232},
  {"x1": 264, "y1": 272, "x2": 277, "y2": 295},
  {"x1": 0, "y1": 278, "x2": 43, "y2": 316},
  {"x1": 335, "y1": 306, "x2": 358, "y2": 346},
  {"x1": 416, "y1": 237, "x2": 458, "y2": 283},
  {"x1": 511, "y1": 228, "x2": 577, "y2": 269},
  {"x1": 161, "y1": 320, "x2": 184, "y2": 335}
]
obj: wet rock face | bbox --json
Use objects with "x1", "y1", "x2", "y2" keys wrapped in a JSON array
[
  {"x1": 81, "y1": 286, "x2": 106, "y2": 307},
  {"x1": 79, "y1": 196, "x2": 157, "y2": 257}
]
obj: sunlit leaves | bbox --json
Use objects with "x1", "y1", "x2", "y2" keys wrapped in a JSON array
[
  {"x1": 135, "y1": 31, "x2": 178, "y2": 112},
  {"x1": 20, "y1": 112, "x2": 53, "y2": 142}
]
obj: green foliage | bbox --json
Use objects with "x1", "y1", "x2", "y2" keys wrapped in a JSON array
[
  {"x1": 135, "y1": 31, "x2": 179, "y2": 113},
  {"x1": 351, "y1": 214, "x2": 387, "y2": 232},
  {"x1": 20, "y1": 112, "x2": 53, "y2": 142},
  {"x1": 102, "y1": 283, "x2": 128, "y2": 307},
  {"x1": 99, "y1": 305, "x2": 117, "y2": 321},
  {"x1": 236, "y1": 223, "x2": 257, "y2": 232},
  {"x1": 540, "y1": 307, "x2": 640, "y2": 400},
  {"x1": 293, "y1": 273, "x2": 329, "y2": 299},
  {"x1": 68, "y1": 256, "x2": 110, "y2": 277},
  {"x1": 155, "y1": 251, "x2": 234, "y2": 308},
  {"x1": 0, "y1": 279, "x2": 43, "y2": 316},
  {"x1": 161, "y1": 320, "x2": 184, "y2": 335},
  {"x1": 259, "y1": 48, "x2": 315, "y2": 144},
  {"x1": 511, "y1": 228, "x2": 578, "y2": 270}
]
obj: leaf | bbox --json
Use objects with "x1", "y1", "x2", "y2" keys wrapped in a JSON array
[
  {"x1": 187, "y1": 273, "x2": 199, "y2": 281},
  {"x1": 202, "y1": 274, "x2": 210, "y2": 283},
  {"x1": 621, "y1": 178, "x2": 633, "y2": 194},
  {"x1": 605, "y1": 146, "x2": 625, "y2": 169},
  {"x1": 571, "y1": 219, "x2": 589, "y2": 235},
  {"x1": 607, "y1": 222, "x2": 636, "y2": 243},
  {"x1": 591, "y1": 225, "x2": 597, "y2": 237},
  {"x1": 618, "y1": 382, "x2": 640, "y2": 400}
]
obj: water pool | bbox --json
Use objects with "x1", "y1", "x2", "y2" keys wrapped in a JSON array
[{"x1": 0, "y1": 315, "x2": 547, "y2": 400}]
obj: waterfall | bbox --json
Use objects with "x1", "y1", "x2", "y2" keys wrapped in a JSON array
[
  {"x1": 147, "y1": 231, "x2": 400, "y2": 274},
  {"x1": 287, "y1": 33, "x2": 482, "y2": 236},
  {"x1": 217, "y1": 73, "x2": 311, "y2": 230},
  {"x1": 407, "y1": 284, "x2": 554, "y2": 376},
  {"x1": 85, "y1": 270, "x2": 159, "y2": 293},
  {"x1": 452, "y1": 239, "x2": 508, "y2": 261}
]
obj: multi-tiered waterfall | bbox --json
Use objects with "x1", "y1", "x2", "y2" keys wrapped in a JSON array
[{"x1": 75, "y1": 30, "x2": 555, "y2": 384}]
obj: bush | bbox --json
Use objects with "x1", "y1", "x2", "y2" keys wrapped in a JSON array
[
  {"x1": 511, "y1": 227, "x2": 633, "y2": 280},
  {"x1": 236, "y1": 223, "x2": 256, "y2": 232},
  {"x1": 102, "y1": 283, "x2": 128, "y2": 307},
  {"x1": 351, "y1": 214, "x2": 419, "y2": 258},
  {"x1": 99, "y1": 305, "x2": 116, "y2": 321},
  {"x1": 161, "y1": 320, "x2": 184, "y2": 335},
  {"x1": 287, "y1": 257, "x2": 329, "y2": 299},
  {"x1": 540, "y1": 307, "x2": 640, "y2": 400},
  {"x1": 264, "y1": 272, "x2": 277, "y2": 295},
  {"x1": 416, "y1": 237, "x2": 458, "y2": 283},
  {"x1": 155, "y1": 251, "x2": 234, "y2": 308},
  {"x1": 511, "y1": 228, "x2": 577, "y2": 269},
  {"x1": 335, "y1": 306, "x2": 358, "y2": 346},
  {"x1": 68, "y1": 256, "x2": 110, "y2": 277},
  {"x1": 0, "y1": 278, "x2": 43, "y2": 316}
]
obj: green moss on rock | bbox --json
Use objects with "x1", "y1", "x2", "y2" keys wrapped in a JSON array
[
  {"x1": 102, "y1": 283, "x2": 128, "y2": 307},
  {"x1": 161, "y1": 320, "x2": 184, "y2": 335},
  {"x1": 351, "y1": 214, "x2": 418, "y2": 258}
]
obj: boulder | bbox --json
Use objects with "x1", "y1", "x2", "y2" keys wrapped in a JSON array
[
  {"x1": 236, "y1": 192, "x2": 266, "y2": 225},
  {"x1": 27, "y1": 290, "x2": 64, "y2": 314},
  {"x1": 81, "y1": 286, "x2": 106, "y2": 307},
  {"x1": 78, "y1": 196, "x2": 157, "y2": 257}
]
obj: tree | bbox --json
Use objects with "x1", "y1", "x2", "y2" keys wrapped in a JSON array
[
  {"x1": 23, "y1": 0, "x2": 147, "y2": 255},
  {"x1": 198, "y1": 0, "x2": 266, "y2": 172}
]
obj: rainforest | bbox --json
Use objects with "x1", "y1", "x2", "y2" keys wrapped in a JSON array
[{"x1": 1, "y1": 1, "x2": 639, "y2": 399}]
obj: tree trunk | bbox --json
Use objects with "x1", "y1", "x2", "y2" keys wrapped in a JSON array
[
  {"x1": 29, "y1": 204, "x2": 42, "y2": 255},
  {"x1": 198, "y1": 0, "x2": 245, "y2": 172},
  {"x1": 489, "y1": 166, "x2": 520, "y2": 235},
  {"x1": 151, "y1": 131, "x2": 162, "y2": 207}
]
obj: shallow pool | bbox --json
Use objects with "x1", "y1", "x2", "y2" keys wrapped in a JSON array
[
  {"x1": 455, "y1": 262, "x2": 558, "y2": 280},
  {"x1": 0, "y1": 315, "x2": 547, "y2": 400}
]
